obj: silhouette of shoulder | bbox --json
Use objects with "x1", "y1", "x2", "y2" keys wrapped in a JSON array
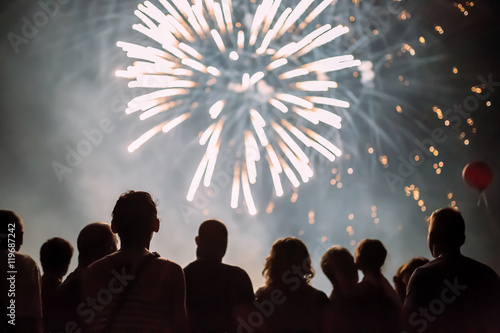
[
  {"x1": 85, "y1": 251, "x2": 183, "y2": 300},
  {"x1": 1, "y1": 252, "x2": 42, "y2": 320},
  {"x1": 256, "y1": 283, "x2": 329, "y2": 333},
  {"x1": 184, "y1": 259, "x2": 254, "y2": 306},
  {"x1": 54, "y1": 267, "x2": 85, "y2": 330},
  {"x1": 405, "y1": 255, "x2": 500, "y2": 332},
  {"x1": 185, "y1": 259, "x2": 246, "y2": 274},
  {"x1": 184, "y1": 260, "x2": 252, "y2": 290},
  {"x1": 328, "y1": 286, "x2": 362, "y2": 333},
  {"x1": 407, "y1": 255, "x2": 500, "y2": 303},
  {"x1": 83, "y1": 252, "x2": 184, "y2": 331},
  {"x1": 257, "y1": 282, "x2": 328, "y2": 303},
  {"x1": 429, "y1": 255, "x2": 496, "y2": 276},
  {"x1": 184, "y1": 259, "x2": 254, "y2": 332},
  {"x1": 88, "y1": 251, "x2": 181, "y2": 274}
]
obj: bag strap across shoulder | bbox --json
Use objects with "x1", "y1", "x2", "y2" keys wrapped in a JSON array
[{"x1": 104, "y1": 251, "x2": 161, "y2": 332}]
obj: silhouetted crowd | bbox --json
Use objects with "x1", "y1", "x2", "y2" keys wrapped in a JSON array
[{"x1": 1, "y1": 190, "x2": 499, "y2": 332}]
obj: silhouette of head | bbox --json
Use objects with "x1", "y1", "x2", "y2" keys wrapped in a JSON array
[
  {"x1": 263, "y1": 237, "x2": 314, "y2": 286},
  {"x1": 195, "y1": 219, "x2": 228, "y2": 261},
  {"x1": 393, "y1": 257, "x2": 428, "y2": 301},
  {"x1": 0, "y1": 210, "x2": 23, "y2": 252},
  {"x1": 111, "y1": 190, "x2": 159, "y2": 248},
  {"x1": 321, "y1": 246, "x2": 358, "y2": 293},
  {"x1": 427, "y1": 207, "x2": 466, "y2": 258},
  {"x1": 77, "y1": 222, "x2": 118, "y2": 267},
  {"x1": 355, "y1": 239, "x2": 387, "y2": 275},
  {"x1": 40, "y1": 237, "x2": 74, "y2": 278}
]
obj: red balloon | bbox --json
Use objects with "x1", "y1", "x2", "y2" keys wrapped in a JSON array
[{"x1": 462, "y1": 161, "x2": 493, "y2": 191}]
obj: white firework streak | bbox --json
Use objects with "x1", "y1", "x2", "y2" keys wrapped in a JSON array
[{"x1": 116, "y1": 0, "x2": 361, "y2": 215}]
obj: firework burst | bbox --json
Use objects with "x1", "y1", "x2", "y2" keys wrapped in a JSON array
[{"x1": 116, "y1": 0, "x2": 360, "y2": 215}]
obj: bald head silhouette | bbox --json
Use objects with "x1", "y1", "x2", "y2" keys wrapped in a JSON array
[{"x1": 195, "y1": 219, "x2": 228, "y2": 261}]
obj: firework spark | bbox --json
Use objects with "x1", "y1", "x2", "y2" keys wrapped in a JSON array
[{"x1": 116, "y1": 0, "x2": 360, "y2": 215}]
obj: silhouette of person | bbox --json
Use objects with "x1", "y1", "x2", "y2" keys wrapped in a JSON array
[
  {"x1": 403, "y1": 207, "x2": 500, "y2": 332},
  {"x1": 393, "y1": 257, "x2": 428, "y2": 302},
  {"x1": 39, "y1": 237, "x2": 73, "y2": 332},
  {"x1": 184, "y1": 219, "x2": 254, "y2": 332},
  {"x1": 53, "y1": 222, "x2": 117, "y2": 332},
  {"x1": 321, "y1": 246, "x2": 360, "y2": 332},
  {"x1": 355, "y1": 239, "x2": 401, "y2": 332},
  {"x1": 82, "y1": 191, "x2": 188, "y2": 332},
  {"x1": 254, "y1": 237, "x2": 329, "y2": 333},
  {"x1": 0, "y1": 210, "x2": 42, "y2": 333}
]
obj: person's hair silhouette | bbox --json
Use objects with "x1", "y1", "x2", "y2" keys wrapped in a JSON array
[
  {"x1": 111, "y1": 190, "x2": 159, "y2": 249},
  {"x1": 393, "y1": 257, "x2": 428, "y2": 302},
  {"x1": 0, "y1": 210, "x2": 23, "y2": 252},
  {"x1": 40, "y1": 237, "x2": 73, "y2": 332},
  {"x1": 404, "y1": 207, "x2": 500, "y2": 332},
  {"x1": 40, "y1": 237, "x2": 73, "y2": 280},
  {"x1": 53, "y1": 222, "x2": 117, "y2": 332},
  {"x1": 321, "y1": 246, "x2": 358, "y2": 293},
  {"x1": 184, "y1": 219, "x2": 254, "y2": 332},
  {"x1": 355, "y1": 239, "x2": 401, "y2": 332},
  {"x1": 355, "y1": 239, "x2": 387, "y2": 275},
  {"x1": 254, "y1": 237, "x2": 329, "y2": 333},
  {"x1": 263, "y1": 237, "x2": 314, "y2": 286},
  {"x1": 0, "y1": 210, "x2": 42, "y2": 332},
  {"x1": 77, "y1": 222, "x2": 118, "y2": 268},
  {"x1": 82, "y1": 191, "x2": 187, "y2": 332},
  {"x1": 321, "y1": 246, "x2": 360, "y2": 332}
]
